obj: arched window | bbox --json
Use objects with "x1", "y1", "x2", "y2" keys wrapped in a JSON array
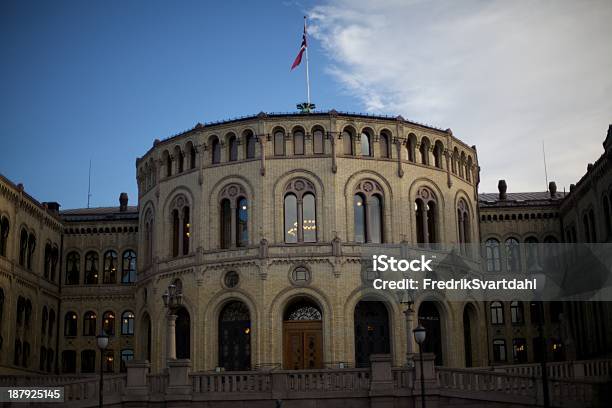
[
  {"x1": 26, "y1": 233, "x2": 36, "y2": 270},
  {"x1": 83, "y1": 311, "x2": 97, "y2": 336},
  {"x1": 103, "y1": 250, "x2": 117, "y2": 284},
  {"x1": 64, "y1": 312, "x2": 77, "y2": 336},
  {"x1": 353, "y1": 180, "x2": 384, "y2": 243},
  {"x1": 379, "y1": 132, "x2": 390, "y2": 158},
  {"x1": 342, "y1": 128, "x2": 354, "y2": 155},
  {"x1": 406, "y1": 134, "x2": 417, "y2": 162},
  {"x1": 244, "y1": 131, "x2": 256, "y2": 159},
  {"x1": 457, "y1": 199, "x2": 470, "y2": 253},
  {"x1": 459, "y1": 152, "x2": 466, "y2": 178},
  {"x1": 419, "y1": 137, "x2": 430, "y2": 165},
  {"x1": 164, "y1": 151, "x2": 172, "y2": 177},
  {"x1": 210, "y1": 136, "x2": 221, "y2": 164},
  {"x1": 433, "y1": 141, "x2": 444, "y2": 169},
  {"x1": 24, "y1": 299, "x2": 32, "y2": 327},
  {"x1": 510, "y1": 301, "x2": 524, "y2": 324},
  {"x1": 354, "y1": 301, "x2": 390, "y2": 367},
  {"x1": 175, "y1": 307, "x2": 190, "y2": 359},
  {"x1": 50, "y1": 245, "x2": 58, "y2": 282},
  {"x1": 0, "y1": 216, "x2": 9, "y2": 257},
  {"x1": 144, "y1": 208, "x2": 154, "y2": 266},
  {"x1": 41, "y1": 306, "x2": 48, "y2": 335},
  {"x1": 176, "y1": 146, "x2": 184, "y2": 173},
  {"x1": 452, "y1": 148, "x2": 459, "y2": 174},
  {"x1": 312, "y1": 128, "x2": 324, "y2": 154},
  {"x1": 65, "y1": 251, "x2": 80, "y2": 285},
  {"x1": 48, "y1": 309, "x2": 55, "y2": 338},
  {"x1": 121, "y1": 250, "x2": 136, "y2": 284},
  {"x1": 354, "y1": 194, "x2": 366, "y2": 243},
  {"x1": 360, "y1": 130, "x2": 372, "y2": 156},
  {"x1": 46, "y1": 348, "x2": 54, "y2": 372},
  {"x1": 237, "y1": 197, "x2": 248, "y2": 247},
  {"x1": 121, "y1": 311, "x2": 135, "y2": 335},
  {"x1": 274, "y1": 129, "x2": 285, "y2": 156},
  {"x1": 490, "y1": 301, "x2": 504, "y2": 325},
  {"x1": 14, "y1": 340, "x2": 21, "y2": 366},
  {"x1": 525, "y1": 237, "x2": 539, "y2": 270},
  {"x1": 228, "y1": 134, "x2": 238, "y2": 161},
  {"x1": 415, "y1": 187, "x2": 437, "y2": 245},
  {"x1": 219, "y1": 184, "x2": 249, "y2": 248},
  {"x1": 284, "y1": 179, "x2": 317, "y2": 243},
  {"x1": 19, "y1": 228, "x2": 28, "y2": 266},
  {"x1": 44, "y1": 243, "x2": 52, "y2": 279},
  {"x1": 505, "y1": 238, "x2": 521, "y2": 272},
  {"x1": 102, "y1": 311, "x2": 115, "y2": 336},
  {"x1": 219, "y1": 301, "x2": 251, "y2": 371},
  {"x1": 466, "y1": 156, "x2": 473, "y2": 182},
  {"x1": 485, "y1": 239, "x2": 501, "y2": 272},
  {"x1": 84, "y1": 251, "x2": 99, "y2": 284},
  {"x1": 169, "y1": 195, "x2": 190, "y2": 257},
  {"x1": 189, "y1": 142, "x2": 197, "y2": 169},
  {"x1": 293, "y1": 128, "x2": 305, "y2": 155}
]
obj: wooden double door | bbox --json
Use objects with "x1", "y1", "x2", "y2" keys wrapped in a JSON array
[{"x1": 283, "y1": 320, "x2": 323, "y2": 369}]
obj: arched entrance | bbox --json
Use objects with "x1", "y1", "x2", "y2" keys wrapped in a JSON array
[
  {"x1": 418, "y1": 301, "x2": 443, "y2": 365},
  {"x1": 141, "y1": 313, "x2": 152, "y2": 361},
  {"x1": 283, "y1": 298, "x2": 323, "y2": 369},
  {"x1": 219, "y1": 301, "x2": 251, "y2": 371},
  {"x1": 354, "y1": 301, "x2": 390, "y2": 367},
  {"x1": 463, "y1": 304, "x2": 478, "y2": 367},
  {"x1": 175, "y1": 307, "x2": 190, "y2": 359}
]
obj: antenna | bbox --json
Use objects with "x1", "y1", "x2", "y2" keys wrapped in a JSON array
[
  {"x1": 87, "y1": 159, "x2": 92, "y2": 208},
  {"x1": 542, "y1": 141, "x2": 549, "y2": 191}
]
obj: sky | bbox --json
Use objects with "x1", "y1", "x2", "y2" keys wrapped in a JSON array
[{"x1": 1, "y1": 0, "x2": 611, "y2": 209}]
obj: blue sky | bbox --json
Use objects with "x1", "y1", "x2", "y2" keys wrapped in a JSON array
[
  {"x1": 2, "y1": 0, "x2": 611, "y2": 209},
  {"x1": 0, "y1": 0, "x2": 352, "y2": 208}
]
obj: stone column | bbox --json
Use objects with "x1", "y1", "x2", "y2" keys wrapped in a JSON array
[
  {"x1": 166, "y1": 314, "x2": 177, "y2": 362},
  {"x1": 259, "y1": 135, "x2": 266, "y2": 176},
  {"x1": 396, "y1": 139, "x2": 404, "y2": 178},
  {"x1": 403, "y1": 305, "x2": 415, "y2": 362}
]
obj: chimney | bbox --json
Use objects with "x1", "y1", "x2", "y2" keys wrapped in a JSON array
[
  {"x1": 119, "y1": 193, "x2": 128, "y2": 212},
  {"x1": 43, "y1": 202, "x2": 61, "y2": 214},
  {"x1": 549, "y1": 181, "x2": 557, "y2": 198},
  {"x1": 498, "y1": 180, "x2": 507, "y2": 200}
]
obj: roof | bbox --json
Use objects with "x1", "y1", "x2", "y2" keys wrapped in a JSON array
[
  {"x1": 478, "y1": 191, "x2": 566, "y2": 208},
  {"x1": 60, "y1": 206, "x2": 138, "y2": 222}
]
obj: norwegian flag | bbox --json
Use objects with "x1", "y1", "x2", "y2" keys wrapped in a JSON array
[{"x1": 291, "y1": 20, "x2": 307, "y2": 70}]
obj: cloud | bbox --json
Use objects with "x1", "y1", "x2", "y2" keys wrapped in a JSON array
[{"x1": 309, "y1": 0, "x2": 612, "y2": 193}]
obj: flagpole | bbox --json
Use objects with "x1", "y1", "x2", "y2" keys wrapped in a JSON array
[{"x1": 304, "y1": 16, "x2": 311, "y2": 105}]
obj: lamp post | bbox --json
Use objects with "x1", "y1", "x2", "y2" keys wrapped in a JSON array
[
  {"x1": 413, "y1": 325, "x2": 426, "y2": 408},
  {"x1": 162, "y1": 283, "x2": 183, "y2": 362},
  {"x1": 96, "y1": 332, "x2": 109, "y2": 408}
]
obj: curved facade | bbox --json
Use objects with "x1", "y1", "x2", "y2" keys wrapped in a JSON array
[{"x1": 134, "y1": 112, "x2": 483, "y2": 371}]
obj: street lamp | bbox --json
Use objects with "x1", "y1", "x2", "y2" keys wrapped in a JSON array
[
  {"x1": 400, "y1": 289, "x2": 415, "y2": 366},
  {"x1": 96, "y1": 332, "x2": 109, "y2": 408},
  {"x1": 162, "y1": 283, "x2": 183, "y2": 362},
  {"x1": 413, "y1": 325, "x2": 426, "y2": 408}
]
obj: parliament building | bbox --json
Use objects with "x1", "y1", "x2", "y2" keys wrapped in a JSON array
[{"x1": 1, "y1": 111, "x2": 611, "y2": 376}]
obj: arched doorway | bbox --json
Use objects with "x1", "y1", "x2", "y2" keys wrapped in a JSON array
[
  {"x1": 141, "y1": 313, "x2": 152, "y2": 362},
  {"x1": 175, "y1": 307, "x2": 190, "y2": 359},
  {"x1": 463, "y1": 304, "x2": 478, "y2": 367},
  {"x1": 354, "y1": 301, "x2": 390, "y2": 367},
  {"x1": 283, "y1": 298, "x2": 323, "y2": 369},
  {"x1": 418, "y1": 301, "x2": 443, "y2": 365},
  {"x1": 219, "y1": 301, "x2": 251, "y2": 371}
]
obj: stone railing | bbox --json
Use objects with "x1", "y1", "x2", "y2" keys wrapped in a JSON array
[
  {"x1": 489, "y1": 358, "x2": 612, "y2": 380},
  {"x1": 2, "y1": 356, "x2": 610, "y2": 407},
  {"x1": 438, "y1": 367, "x2": 609, "y2": 407}
]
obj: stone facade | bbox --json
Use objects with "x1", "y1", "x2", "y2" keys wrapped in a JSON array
[{"x1": 0, "y1": 112, "x2": 610, "y2": 377}]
